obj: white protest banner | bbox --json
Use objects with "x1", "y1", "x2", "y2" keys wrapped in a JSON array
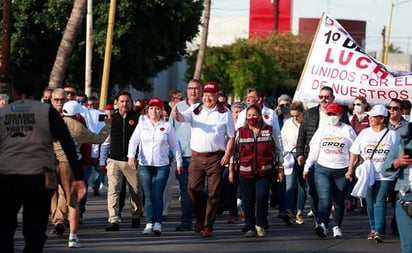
[{"x1": 294, "y1": 13, "x2": 412, "y2": 106}]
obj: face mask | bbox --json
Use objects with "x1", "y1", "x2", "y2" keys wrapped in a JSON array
[
  {"x1": 280, "y1": 106, "x2": 290, "y2": 115},
  {"x1": 247, "y1": 117, "x2": 260, "y2": 127},
  {"x1": 353, "y1": 105, "x2": 363, "y2": 114},
  {"x1": 328, "y1": 115, "x2": 340, "y2": 126}
]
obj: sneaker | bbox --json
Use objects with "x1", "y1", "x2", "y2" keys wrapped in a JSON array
[
  {"x1": 315, "y1": 223, "x2": 327, "y2": 238},
  {"x1": 105, "y1": 222, "x2": 119, "y2": 231},
  {"x1": 51, "y1": 223, "x2": 65, "y2": 235},
  {"x1": 131, "y1": 218, "x2": 140, "y2": 228},
  {"x1": 68, "y1": 238, "x2": 81, "y2": 248},
  {"x1": 255, "y1": 225, "x2": 266, "y2": 237},
  {"x1": 296, "y1": 214, "x2": 305, "y2": 225},
  {"x1": 307, "y1": 210, "x2": 314, "y2": 218},
  {"x1": 333, "y1": 226, "x2": 342, "y2": 238},
  {"x1": 244, "y1": 230, "x2": 256, "y2": 237},
  {"x1": 367, "y1": 230, "x2": 376, "y2": 240},
  {"x1": 374, "y1": 232, "x2": 383, "y2": 243},
  {"x1": 237, "y1": 198, "x2": 242, "y2": 209},
  {"x1": 153, "y1": 222, "x2": 162, "y2": 236},
  {"x1": 143, "y1": 223, "x2": 153, "y2": 235},
  {"x1": 282, "y1": 213, "x2": 293, "y2": 225}
]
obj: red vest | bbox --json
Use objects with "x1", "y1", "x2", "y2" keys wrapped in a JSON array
[{"x1": 236, "y1": 125, "x2": 274, "y2": 178}]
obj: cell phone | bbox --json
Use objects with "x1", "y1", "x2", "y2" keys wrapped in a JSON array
[
  {"x1": 98, "y1": 114, "x2": 107, "y2": 122},
  {"x1": 404, "y1": 148, "x2": 412, "y2": 157}
]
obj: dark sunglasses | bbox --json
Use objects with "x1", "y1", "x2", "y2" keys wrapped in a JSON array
[
  {"x1": 279, "y1": 104, "x2": 290, "y2": 108},
  {"x1": 387, "y1": 106, "x2": 399, "y2": 111},
  {"x1": 66, "y1": 91, "x2": 76, "y2": 96},
  {"x1": 353, "y1": 103, "x2": 362, "y2": 106},
  {"x1": 318, "y1": 95, "x2": 330, "y2": 100}
]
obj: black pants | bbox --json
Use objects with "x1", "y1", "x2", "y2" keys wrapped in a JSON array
[{"x1": 0, "y1": 174, "x2": 53, "y2": 253}]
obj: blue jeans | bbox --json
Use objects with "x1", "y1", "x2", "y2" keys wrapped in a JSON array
[
  {"x1": 396, "y1": 194, "x2": 412, "y2": 253},
  {"x1": 176, "y1": 157, "x2": 193, "y2": 228},
  {"x1": 138, "y1": 165, "x2": 170, "y2": 224},
  {"x1": 239, "y1": 174, "x2": 272, "y2": 231},
  {"x1": 285, "y1": 153, "x2": 299, "y2": 212},
  {"x1": 307, "y1": 165, "x2": 319, "y2": 217},
  {"x1": 314, "y1": 164, "x2": 347, "y2": 227},
  {"x1": 80, "y1": 163, "x2": 104, "y2": 214},
  {"x1": 365, "y1": 180, "x2": 394, "y2": 234},
  {"x1": 296, "y1": 165, "x2": 307, "y2": 212}
]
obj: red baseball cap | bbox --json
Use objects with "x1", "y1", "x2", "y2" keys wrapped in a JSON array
[
  {"x1": 104, "y1": 104, "x2": 114, "y2": 110},
  {"x1": 147, "y1": 97, "x2": 164, "y2": 108},
  {"x1": 203, "y1": 82, "x2": 220, "y2": 93},
  {"x1": 326, "y1": 103, "x2": 342, "y2": 114}
]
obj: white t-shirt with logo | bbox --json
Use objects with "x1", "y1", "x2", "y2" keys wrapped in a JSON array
[{"x1": 350, "y1": 127, "x2": 400, "y2": 181}]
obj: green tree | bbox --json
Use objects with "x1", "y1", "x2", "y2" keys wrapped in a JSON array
[
  {"x1": 186, "y1": 33, "x2": 311, "y2": 99},
  {"x1": 2, "y1": 0, "x2": 203, "y2": 93}
]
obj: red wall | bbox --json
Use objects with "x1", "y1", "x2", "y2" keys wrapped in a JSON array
[{"x1": 249, "y1": 0, "x2": 292, "y2": 38}]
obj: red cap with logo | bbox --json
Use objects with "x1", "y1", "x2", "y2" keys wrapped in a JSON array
[{"x1": 203, "y1": 82, "x2": 220, "y2": 93}]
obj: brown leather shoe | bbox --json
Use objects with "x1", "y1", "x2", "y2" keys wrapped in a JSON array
[
  {"x1": 194, "y1": 220, "x2": 204, "y2": 233},
  {"x1": 201, "y1": 227, "x2": 213, "y2": 237}
]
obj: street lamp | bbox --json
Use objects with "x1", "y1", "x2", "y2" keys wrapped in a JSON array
[{"x1": 383, "y1": 0, "x2": 411, "y2": 64}]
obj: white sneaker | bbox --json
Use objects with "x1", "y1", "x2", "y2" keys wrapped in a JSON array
[
  {"x1": 315, "y1": 223, "x2": 327, "y2": 238},
  {"x1": 307, "y1": 210, "x2": 314, "y2": 218},
  {"x1": 237, "y1": 198, "x2": 242, "y2": 209},
  {"x1": 153, "y1": 222, "x2": 162, "y2": 235},
  {"x1": 68, "y1": 238, "x2": 81, "y2": 248},
  {"x1": 143, "y1": 223, "x2": 153, "y2": 235},
  {"x1": 333, "y1": 226, "x2": 342, "y2": 238}
]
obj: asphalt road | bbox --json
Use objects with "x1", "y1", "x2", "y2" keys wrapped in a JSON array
[{"x1": 14, "y1": 183, "x2": 401, "y2": 253}]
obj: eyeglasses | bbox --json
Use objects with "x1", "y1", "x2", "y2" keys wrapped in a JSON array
[
  {"x1": 65, "y1": 91, "x2": 76, "y2": 96},
  {"x1": 327, "y1": 113, "x2": 338, "y2": 116},
  {"x1": 187, "y1": 87, "x2": 200, "y2": 91},
  {"x1": 387, "y1": 106, "x2": 400, "y2": 111},
  {"x1": 77, "y1": 99, "x2": 87, "y2": 104},
  {"x1": 353, "y1": 103, "x2": 362, "y2": 106},
  {"x1": 279, "y1": 104, "x2": 290, "y2": 108},
  {"x1": 53, "y1": 98, "x2": 66, "y2": 102},
  {"x1": 318, "y1": 95, "x2": 330, "y2": 100}
]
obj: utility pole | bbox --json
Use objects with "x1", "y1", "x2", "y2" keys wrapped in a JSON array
[
  {"x1": 99, "y1": 0, "x2": 117, "y2": 110},
  {"x1": 85, "y1": 0, "x2": 93, "y2": 97},
  {"x1": 381, "y1": 26, "x2": 386, "y2": 63}
]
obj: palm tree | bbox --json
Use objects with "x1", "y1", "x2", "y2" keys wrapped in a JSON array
[
  {"x1": 49, "y1": 0, "x2": 87, "y2": 88},
  {"x1": 0, "y1": 0, "x2": 11, "y2": 93},
  {"x1": 193, "y1": 0, "x2": 211, "y2": 80}
]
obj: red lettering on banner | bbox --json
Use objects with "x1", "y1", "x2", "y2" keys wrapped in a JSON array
[{"x1": 356, "y1": 57, "x2": 371, "y2": 69}]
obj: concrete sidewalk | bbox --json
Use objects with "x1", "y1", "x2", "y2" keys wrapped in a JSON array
[{"x1": 15, "y1": 184, "x2": 401, "y2": 253}]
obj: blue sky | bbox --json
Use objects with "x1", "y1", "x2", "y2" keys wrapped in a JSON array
[{"x1": 211, "y1": 0, "x2": 412, "y2": 55}]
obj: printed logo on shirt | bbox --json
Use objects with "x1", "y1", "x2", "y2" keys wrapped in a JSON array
[
  {"x1": 4, "y1": 105, "x2": 35, "y2": 137},
  {"x1": 260, "y1": 129, "x2": 270, "y2": 137},
  {"x1": 263, "y1": 114, "x2": 269, "y2": 120},
  {"x1": 321, "y1": 136, "x2": 345, "y2": 154}
]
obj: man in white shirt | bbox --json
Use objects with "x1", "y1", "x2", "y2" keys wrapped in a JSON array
[{"x1": 173, "y1": 81, "x2": 235, "y2": 237}]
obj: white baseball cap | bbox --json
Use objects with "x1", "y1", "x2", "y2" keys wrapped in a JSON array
[
  {"x1": 63, "y1": 101, "x2": 82, "y2": 116},
  {"x1": 366, "y1": 104, "x2": 388, "y2": 117}
]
